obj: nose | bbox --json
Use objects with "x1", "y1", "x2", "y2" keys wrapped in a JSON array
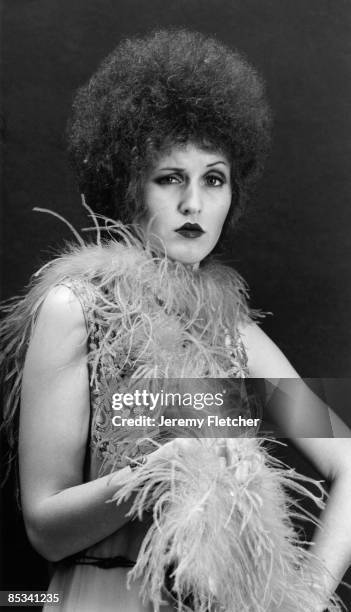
[{"x1": 178, "y1": 182, "x2": 202, "y2": 217}]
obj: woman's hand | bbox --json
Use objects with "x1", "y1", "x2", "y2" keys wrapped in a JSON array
[
  {"x1": 142, "y1": 437, "x2": 196, "y2": 465},
  {"x1": 144, "y1": 437, "x2": 231, "y2": 469}
]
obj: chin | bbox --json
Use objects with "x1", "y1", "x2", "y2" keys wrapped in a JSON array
[{"x1": 166, "y1": 244, "x2": 213, "y2": 265}]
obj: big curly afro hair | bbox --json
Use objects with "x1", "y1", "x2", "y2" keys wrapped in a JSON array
[{"x1": 68, "y1": 29, "x2": 272, "y2": 233}]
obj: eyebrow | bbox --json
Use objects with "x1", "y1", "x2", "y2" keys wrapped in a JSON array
[
  {"x1": 156, "y1": 167, "x2": 184, "y2": 172},
  {"x1": 156, "y1": 161, "x2": 228, "y2": 172},
  {"x1": 206, "y1": 161, "x2": 228, "y2": 167}
]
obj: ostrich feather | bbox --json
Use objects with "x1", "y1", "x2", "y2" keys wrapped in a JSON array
[{"x1": 109, "y1": 437, "x2": 343, "y2": 612}]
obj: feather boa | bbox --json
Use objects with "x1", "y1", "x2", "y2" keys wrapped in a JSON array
[
  {"x1": 0, "y1": 210, "x2": 344, "y2": 611},
  {"x1": 110, "y1": 437, "x2": 343, "y2": 612},
  {"x1": 0, "y1": 215, "x2": 251, "y2": 462}
]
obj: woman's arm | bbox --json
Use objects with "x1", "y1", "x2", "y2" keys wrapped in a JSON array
[
  {"x1": 19, "y1": 286, "x2": 136, "y2": 562},
  {"x1": 240, "y1": 321, "x2": 351, "y2": 599}
]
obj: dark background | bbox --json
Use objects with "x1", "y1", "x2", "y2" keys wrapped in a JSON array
[{"x1": 1, "y1": 0, "x2": 351, "y2": 609}]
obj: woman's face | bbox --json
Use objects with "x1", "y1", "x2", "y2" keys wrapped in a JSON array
[{"x1": 141, "y1": 143, "x2": 232, "y2": 264}]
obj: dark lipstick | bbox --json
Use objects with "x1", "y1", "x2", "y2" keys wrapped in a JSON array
[{"x1": 175, "y1": 222, "x2": 205, "y2": 239}]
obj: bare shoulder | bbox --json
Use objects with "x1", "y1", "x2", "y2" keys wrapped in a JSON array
[
  {"x1": 36, "y1": 285, "x2": 87, "y2": 333},
  {"x1": 37, "y1": 284, "x2": 87, "y2": 327},
  {"x1": 27, "y1": 285, "x2": 88, "y2": 366}
]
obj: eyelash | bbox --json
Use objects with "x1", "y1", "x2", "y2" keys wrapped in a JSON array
[
  {"x1": 206, "y1": 174, "x2": 225, "y2": 187},
  {"x1": 156, "y1": 173, "x2": 226, "y2": 187}
]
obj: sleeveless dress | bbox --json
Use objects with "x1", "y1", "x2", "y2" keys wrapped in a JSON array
[
  {"x1": 0, "y1": 227, "x2": 342, "y2": 611},
  {"x1": 42, "y1": 256, "x2": 251, "y2": 612}
]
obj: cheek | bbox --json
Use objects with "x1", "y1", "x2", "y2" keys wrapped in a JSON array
[
  {"x1": 143, "y1": 186, "x2": 170, "y2": 218},
  {"x1": 142, "y1": 192, "x2": 161, "y2": 228},
  {"x1": 221, "y1": 191, "x2": 232, "y2": 223},
  {"x1": 211, "y1": 198, "x2": 231, "y2": 230},
  {"x1": 148, "y1": 203, "x2": 169, "y2": 226},
  {"x1": 143, "y1": 201, "x2": 171, "y2": 236}
]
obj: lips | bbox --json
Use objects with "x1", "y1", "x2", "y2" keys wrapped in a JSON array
[{"x1": 175, "y1": 223, "x2": 205, "y2": 239}]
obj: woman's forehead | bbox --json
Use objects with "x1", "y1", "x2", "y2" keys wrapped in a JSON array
[{"x1": 151, "y1": 142, "x2": 230, "y2": 169}]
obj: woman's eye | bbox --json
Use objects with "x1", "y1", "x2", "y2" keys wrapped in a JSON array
[
  {"x1": 156, "y1": 175, "x2": 181, "y2": 185},
  {"x1": 205, "y1": 174, "x2": 225, "y2": 187}
]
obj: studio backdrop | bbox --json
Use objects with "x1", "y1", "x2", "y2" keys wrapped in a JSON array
[{"x1": 1, "y1": 0, "x2": 351, "y2": 608}]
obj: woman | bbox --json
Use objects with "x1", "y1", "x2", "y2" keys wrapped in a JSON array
[{"x1": 1, "y1": 29, "x2": 351, "y2": 611}]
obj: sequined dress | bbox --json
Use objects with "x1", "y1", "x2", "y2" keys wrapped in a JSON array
[{"x1": 39, "y1": 240, "x2": 251, "y2": 612}]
